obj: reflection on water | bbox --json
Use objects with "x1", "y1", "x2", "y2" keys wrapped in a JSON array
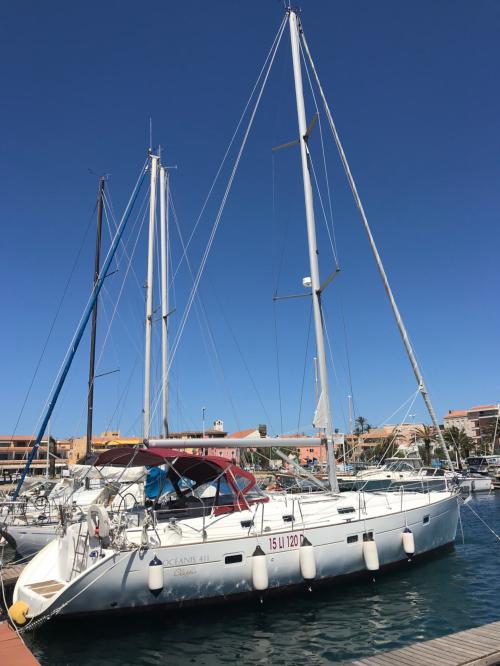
[{"x1": 26, "y1": 493, "x2": 500, "y2": 665}]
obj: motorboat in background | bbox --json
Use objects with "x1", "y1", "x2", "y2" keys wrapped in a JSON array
[{"x1": 338, "y1": 458, "x2": 492, "y2": 493}]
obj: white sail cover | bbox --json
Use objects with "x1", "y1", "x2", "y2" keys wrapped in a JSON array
[
  {"x1": 70, "y1": 464, "x2": 146, "y2": 482},
  {"x1": 313, "y1": 391, "x2": 328, "y2": 429}
]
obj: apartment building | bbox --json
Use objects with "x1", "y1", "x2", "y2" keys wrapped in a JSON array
[{"x1": 443, "y1": 404, "x2": 499, "y2": 446}]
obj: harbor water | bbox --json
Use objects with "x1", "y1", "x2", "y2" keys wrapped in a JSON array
[{"x1": 24, "y1": 492, "x2": 500, "y2": 665}]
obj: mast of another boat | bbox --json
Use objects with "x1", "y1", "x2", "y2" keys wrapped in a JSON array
[
  {"x1": 46, "y1": 419, "x2": 50, "y2": 480},
  {"x1": 12, "y1": 161, "x2": 148, "y2": 500},
  {"x1": 159, "y1": 163, "x2": 169, "y2": 437},
  {"x1": 347, "y1": 394, "x2": 353, "y2": 462},
  {"x1": 143, "y1": 153, "x2": 159, "y2": 438},
  {"x1": 86, "y1": 176, "x2": 105, "y2": 457},
  {"x1": 288, "y1": 9, "x2": 338, "y2": 492}
]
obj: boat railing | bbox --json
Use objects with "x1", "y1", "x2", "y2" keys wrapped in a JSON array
[
  {"x1": 358, "y1": 490, "x2": 368, "y2": 516},
  {"x1": 0, "y1": 495, "x2": 61, "y2": 525},
  {"x1": 399, "y1": 485, "x2": 406, "y2": 511},
  {"x1": 113, "y1": 491, "x2": 139, "y2": 513}
]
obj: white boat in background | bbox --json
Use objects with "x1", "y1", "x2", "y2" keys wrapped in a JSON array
[
  {"x1": 466, "y1": 455, "x2": 500, "y2": 476},
  {"x1": 0, "y1": 467, "x2": 145, "y2": 557},
  {"x1": 339, "y1": 458, "x2": 493, "y2": 494},
  {"x1": 355, "y1": 458, "x2": 424, "y2": 483},
  {"x1": 417, "y1": 468, "x2": 492, "y2": 493},
  {"x1": 9, "y1": 8, "x2": 461, "y2": 627}
]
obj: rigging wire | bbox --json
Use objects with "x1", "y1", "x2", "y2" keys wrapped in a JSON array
[
  {"x1": 272, "y1": 300, "x2": 284, "y2": 434},
  {"x1": 210, "y1": 288, "x2": 276, "y2": 432},
  {"x1": 296, "y1": 302, "x2": 313, "y2": 433},
  {"x1": 146, "y1": 189, "x2": 241, "y2": 433},
  {"x1": 169, "y1": 195, "x2": 242, "y2": 431},
  {"x1": 338, "y1": 293, "x2": 357, "y2": 428},
  {"x1": 106, "y1": 354, "x2": 140, "y2": 435},
  {"x1": 379, "y1": 389, "x2": 421, "y2": 427},
  {"x1": 321, "y1": 310, "x2": 349, "y2": 432},
  {"x1": 103, "y1": 189, "x2": 145, "y2": 296},
  {"x1": 461, "y1": 499, "x2": 500, "y2": 542},
  {"x1": 171, "y1": 13, "x2": 289, "y2": 284},
  {"x1": 29, "y1": 160, "x2": 148, "y2": 441},
  {"x1": 66, "y1": 185, "x2": 150, "y2": 439},
  {"x1": 166, "y1": 16, "x2": 287, "y2": 384},
  {"x1": 298, "y1": 19, "x2": 456, "y2": 472},
  {"x1": 67, "y1": 289, "x2": 122, "y2": 437},
  {"x1": 490, "y1": 406, "x2": 500, "y2": 455},
  {"x1": 299, "y1": 37, "x2": 340, "y2": 268},
  {"x1": 300, "y1": 22, "x2": 358, "y2": 435},
  {"x1": 377, "y1": 389, "x2": 420, "y2": 465},
  {"x1": 306, "y1": 146, "x2": 339, "y2": 268},
  {"x1": 271, "y1": 158, "x2": 291, "y2": 297},
  {"x1": 9, "y1": 198, "x2": 98, "y2": 440},
  {"x1": 271, "y1": 151, "x2": 284, "y2": 434},
  {"x1": 149, "y1": 16, "x2": 287, "y2": 436}
]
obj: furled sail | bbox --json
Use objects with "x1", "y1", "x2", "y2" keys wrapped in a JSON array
[{"x1": 313, "y1": 391, "x2": 328, "y2": 428}]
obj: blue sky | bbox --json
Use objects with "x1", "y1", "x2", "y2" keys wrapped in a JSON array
[{"x1": 1, "y1": 1, "x2": 499, "y2": 440}]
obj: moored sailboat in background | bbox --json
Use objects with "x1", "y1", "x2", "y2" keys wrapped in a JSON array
[{"x1": 0, "y1": 177, "x2": 146, "y2": 558}]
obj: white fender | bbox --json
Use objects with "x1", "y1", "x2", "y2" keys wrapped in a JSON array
[
  {"x1": 87, "y1": 503, "x2": 110, "y2": 538},
  {"x1": 299, "y1": 536, "x2": 316, "y2": 580},
  {"x1": 363, "y1": 537, "x2": 379, "y2": 571},
  {"x1": 148, "y1": 555, "x2": 164, "y2": 593},
  {"x1": 252, "y1": 545, "x2": 268, "y2": 591},
  {"x1": 402, "y1": 527, "x2": 415, "y2": 556}
]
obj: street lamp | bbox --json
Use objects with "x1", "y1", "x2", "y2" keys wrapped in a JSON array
[{"x1": 202, "y1": 406, "x2": 206, "y2": 439}]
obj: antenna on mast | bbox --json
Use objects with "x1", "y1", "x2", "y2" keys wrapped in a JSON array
[{"x1": 149, "y1": 117, "x2": 153, "y2": 152}]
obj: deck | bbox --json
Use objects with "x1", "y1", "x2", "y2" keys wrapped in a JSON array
[
  {"x1": 0, "y1": 563, "x2": 25, "y2": 591},
  {"x1": 347, "y1": 620, "x2": 500, "y2": 665},
  {"x1": 0, "y1": 621, "x2": 39, "y2": 665}
]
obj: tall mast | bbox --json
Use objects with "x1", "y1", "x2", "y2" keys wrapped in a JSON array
[
  {"x1": 298, "y1": 22, "x2": 456, "y2": 474},
  {"x1": 347, "y1": 394, "x2": 353, "y2": 461},
  {"x1": 86, "y1": 176, "x2": 105, "y2": 457},
  {"x1": 289, "y1": 10, "x2": 338, "y2": 492},
  {"x1": 143, "y1": 154, "x2": 159, "y2": 438},
  {"x1": 13, "y1": 161, "x2": 148, "y2": 499},
  {"x1": 159, "y1": 164, "x2": 169, "y2": 437},
  {"x1": 46, "y1": 419, "x2": 50, "y2": 480},
  {"x1": 348, "y1": 395, "x2": 353, "y2": 435}
]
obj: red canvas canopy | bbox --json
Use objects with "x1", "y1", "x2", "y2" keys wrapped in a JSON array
[
  {"x1": 95, "y1": 447, "x2": 185, "y2": 468},
  {"x1": 94, "y1": 446, "x2": 259, "y2": 510}
]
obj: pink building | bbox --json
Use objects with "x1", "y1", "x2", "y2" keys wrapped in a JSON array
[{"x1": 206, "y1": 428, "x2": 260, "y2": 461}]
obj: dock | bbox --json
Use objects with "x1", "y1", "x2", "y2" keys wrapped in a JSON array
[
  {"x1": 0, "y1": 621, "x2": 39, "y2": 665},
  {"x1": 348, "y1": 620, "x2": 500, "y2": 665},
  {"x1": 0, "y1": 563, "x2": 25, "y2": 591}
]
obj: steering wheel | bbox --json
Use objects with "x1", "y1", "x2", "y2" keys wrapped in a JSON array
[{"x1": 34, "y1": 495, "x2": 49, "y2": 510}]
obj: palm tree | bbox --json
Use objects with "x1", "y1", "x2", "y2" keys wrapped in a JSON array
[
  {"x1": 414, "y1": 424, "x2": 437, "y2": 466},
  {"x1": 480, "y1": 419, "x2": 500, "y2": 454},
  {"x1": 367, "y1": 431, "x2": 399, "y2": 463},
  {"x1": 443, "y1": 426, "x2": 476, "y2": 469},
  {"x1": 355, "y1": 416, "x2": 372, "y2": 435}
]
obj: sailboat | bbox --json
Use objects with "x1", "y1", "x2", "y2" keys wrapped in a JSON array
[
  {"x1": 0, "y1": 179, "x2": 145, "y2": 558},
  {"x1": 9, "y1": 8, "x2": 459, "y2": 627}
]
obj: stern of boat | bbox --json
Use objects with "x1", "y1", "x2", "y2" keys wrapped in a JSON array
[{"x1": 12, "y1": 522, "x2": 85, "y2": 621}]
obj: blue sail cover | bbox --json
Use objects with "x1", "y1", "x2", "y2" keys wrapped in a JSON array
[{"x1": 145, "y1": 467, "x2": 172, "y2": 499}]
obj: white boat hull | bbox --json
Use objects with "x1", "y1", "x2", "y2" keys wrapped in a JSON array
[
  {"x1": 14, "y1": 492, "x2": 459, "y2": 620},
  {"x1": 470, "y1": 476, "x2": 493, "y2": 492},
  {"x1": 2, "y1": 522, "x2": 59, "y2": 558}
]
